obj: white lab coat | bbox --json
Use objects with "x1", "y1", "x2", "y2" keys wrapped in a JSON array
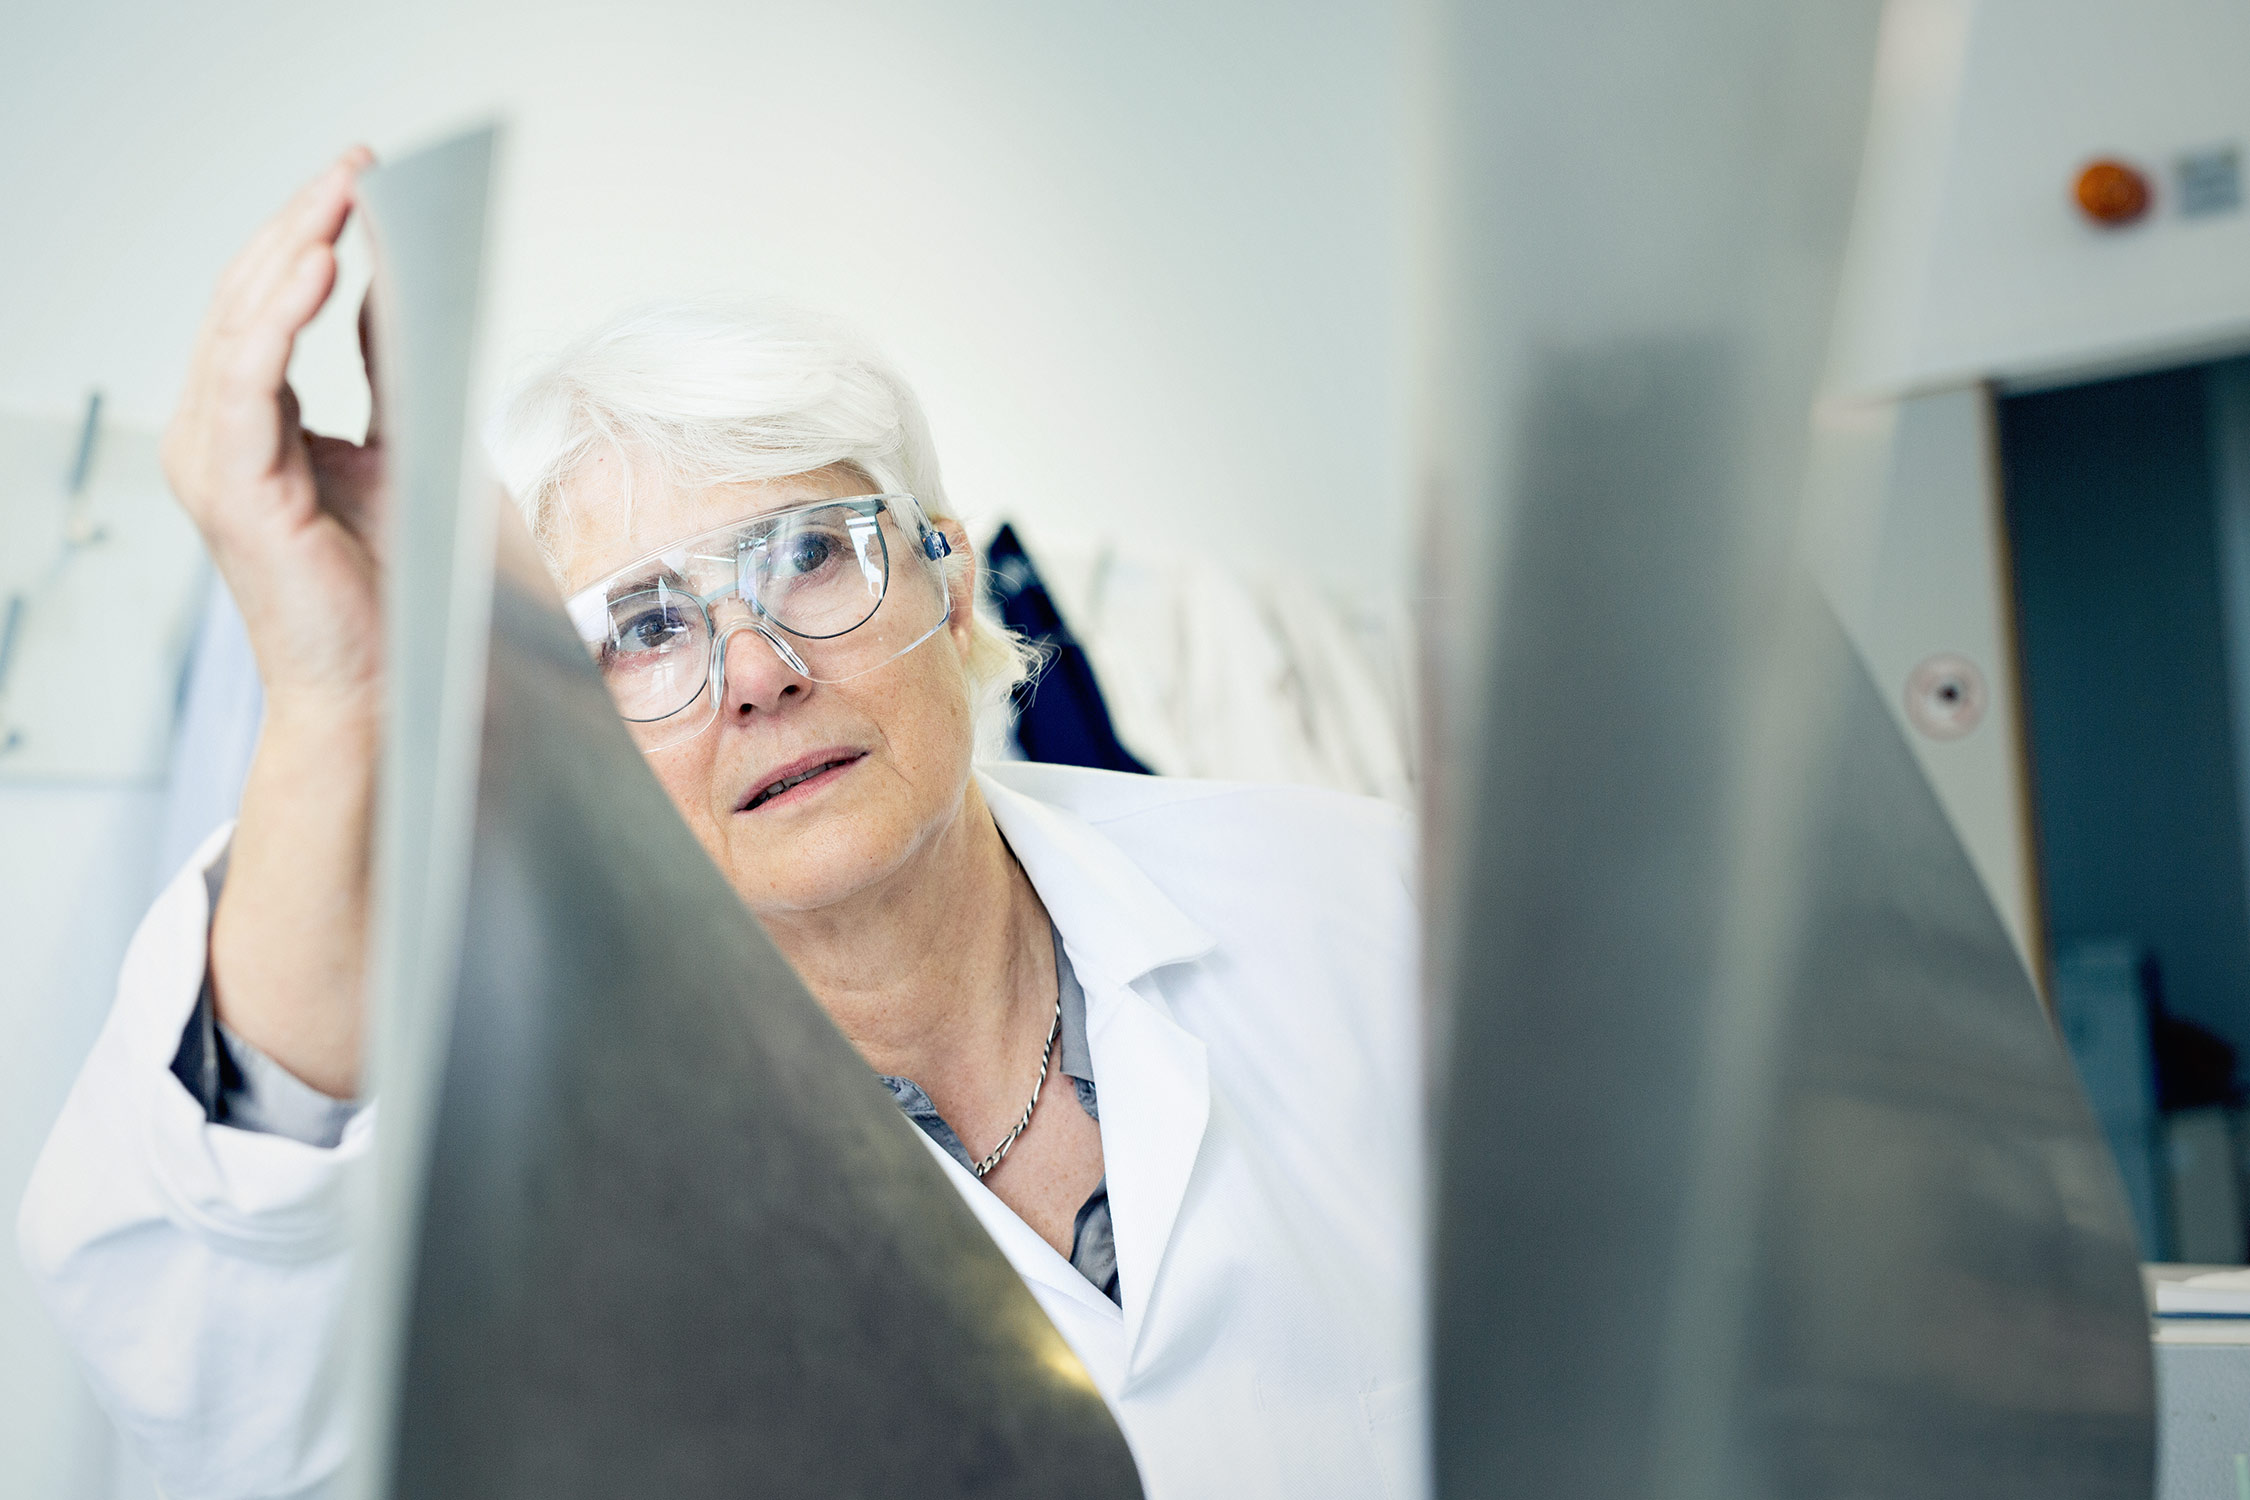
[{"x1": 18, "y1": 761, "x2": 1426, "y2": 1500}]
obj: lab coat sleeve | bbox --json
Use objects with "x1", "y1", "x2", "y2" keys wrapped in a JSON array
[{"x1": 15, "y1": 823, "x2": 365, "y2": 1500}]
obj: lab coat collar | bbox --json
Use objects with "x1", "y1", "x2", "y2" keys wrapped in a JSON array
[
  {"x1": 975, "y1": 769, "x2": 1216, "y2": 987},
  {"x1": 917, "y1": 1131, "x2": 1124, "y2": 1327},
  {"x1": 975, "y1": 768, "x2": 1217, "y2": 1368}
]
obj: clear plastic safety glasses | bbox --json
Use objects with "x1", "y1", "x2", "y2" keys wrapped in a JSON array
[{"x1": 562, "y1": 493, "x2": 954, "y2": 752}]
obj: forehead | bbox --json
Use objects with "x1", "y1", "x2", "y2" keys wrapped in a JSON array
[{"x1": 554, "y1": 457, "x2": 871, "y2": 594}]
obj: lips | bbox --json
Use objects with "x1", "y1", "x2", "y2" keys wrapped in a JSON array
[{"x1": 740, "y1": 750, "x2": 865, "y2": 812}]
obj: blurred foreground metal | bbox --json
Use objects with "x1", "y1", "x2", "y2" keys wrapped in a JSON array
[
  {"x1": 352, "y1": 129, "x2": 1142, "y2": 1498},
  {"x1": 1422, "y1": 3, "x2": 2153, "y2": 1497}
]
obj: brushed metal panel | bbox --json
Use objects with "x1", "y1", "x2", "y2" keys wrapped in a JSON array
[
  {"x1": 355, "y1": 130, "x2": 1142, "y2": 1498},
  {"x1": 1422, "y1": 3, "x2": 2155, "y2": 1497},
  {"x1": 1739, "y1": 603, "x2": 2151, "y2": 1497},
  {"x1": 351, "y1": 127, "x2": 505, "y2": 1500},
  {"x1": 1431, "y1": 381, "x2": 2155, "y2": 1500}
]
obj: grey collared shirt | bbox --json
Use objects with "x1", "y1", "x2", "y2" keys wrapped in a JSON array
[{"x1": 875, "y1": 927, "x2": 1117, "y2": 1305}]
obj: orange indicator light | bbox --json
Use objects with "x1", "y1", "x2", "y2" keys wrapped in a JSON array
[{"x1": 2075, "y1": 159, "x2": 2152, "y2": 226}]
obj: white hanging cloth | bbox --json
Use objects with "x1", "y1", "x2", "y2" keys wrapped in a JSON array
[{"x1": 1012, "y1": 529, "x2": 1416, "y2": 807}]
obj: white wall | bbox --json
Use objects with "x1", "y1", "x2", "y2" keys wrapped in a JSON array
[
  {"x1": 0, "y1": 416, "x2": 193, "y2": 1500},
  {"x1": 0, "y1": 0, "x2": 1409, "y2": 589}
]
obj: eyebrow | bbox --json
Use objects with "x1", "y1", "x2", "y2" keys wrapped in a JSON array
[
  {"x1": 583, "y1": 500, "x2": 873, "y2": 597},
  {"x1": 601, "y1": 561, "x2": 689, "y2": 599},
  {"x1": 602, "y1": 537, "x2": 745, "y2": 596}
]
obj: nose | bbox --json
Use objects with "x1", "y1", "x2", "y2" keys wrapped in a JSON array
[{"x1": 712, "y1": 616, "x2": 812, "y2": 721}]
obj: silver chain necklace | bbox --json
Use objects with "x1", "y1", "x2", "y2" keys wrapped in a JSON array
[{"x1": 970, "y1": 991, "x2": 1063, "y2": 1179}]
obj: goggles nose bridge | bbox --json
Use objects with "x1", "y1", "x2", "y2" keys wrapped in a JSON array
[{"x1": 710, "y1": 615, "x2": 812, "y2": 696}]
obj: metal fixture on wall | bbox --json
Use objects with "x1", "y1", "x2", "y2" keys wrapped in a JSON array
[{"x1": 0, "y1": 391, "x2": 107, "y2": 759}]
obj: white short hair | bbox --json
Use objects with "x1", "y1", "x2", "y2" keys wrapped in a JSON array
[{"x1": 485, "y1": 299, "x2": 1033, "y2": 718}]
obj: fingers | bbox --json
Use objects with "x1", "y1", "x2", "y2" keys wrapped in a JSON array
[
  {"x1": 166, "y1": 148, "x2": 377, "y2": 543},
  {"x1": 214, "y1": 154, "x2": 365, "y2": 343},
  {"x1": 205, "y1": 241, "x2": 338, "y2": 453},
  {"x1": 179, "y1": 148, "x2": 372, "y2": 471},
  {"x1": 248, "y1": 242, "x2": 339, "y2": 379},
  {"x1": 186, "y1": 147, "x2": 367, "y2": 411},
  {"x1": 212, "y1": 147, "x2": 370, "y2": 315}
]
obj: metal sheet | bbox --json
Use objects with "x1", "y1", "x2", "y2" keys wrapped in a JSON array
[
  {"x1": 1741, "y1": 605, "x2": 2151, "y2": 1495},
  {"x1": 1421, "y1": 3, "x2": 2154, "y2": 1497},
  {"x1": 351, "y1": 126, "x2": 504, "y2": 1500},
  {"x1": 354, "y1": 131, "x2": 1142, "y2": 1497}
]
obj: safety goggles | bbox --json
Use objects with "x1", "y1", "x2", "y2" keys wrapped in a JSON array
[{"x1": 562, "y1": 493, "x2": 954, "y2": 752}]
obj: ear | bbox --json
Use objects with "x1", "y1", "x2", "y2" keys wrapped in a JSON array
[{"x1": 940, "y1": 518, "x2": 978, "y2": 650}]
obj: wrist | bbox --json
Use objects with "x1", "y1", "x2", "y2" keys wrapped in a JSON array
[
  {"x1": 249, "y1": 694, "x2": 383, "y2": 804},
  {"x1": 261, "y1": 687, "x2": 384, "y2": 741}
]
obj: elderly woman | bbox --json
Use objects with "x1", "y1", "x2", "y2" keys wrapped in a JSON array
[{"x1": 18, "y1": 152, "x2": 1422, "y2": 1499}]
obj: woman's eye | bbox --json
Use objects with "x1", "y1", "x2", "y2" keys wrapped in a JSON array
[
  {"x1": 611, "y1": 605, "x2": 693, "y2": 655},
  {"x1": 774, "y1": 531, "x2": 838, "y2": 578}
]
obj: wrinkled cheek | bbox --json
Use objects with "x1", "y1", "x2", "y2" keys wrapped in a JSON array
[{"x1": 891, "y1": 670, "x2": 977, "y2": 790}]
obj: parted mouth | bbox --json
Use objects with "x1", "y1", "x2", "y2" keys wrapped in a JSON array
[{"x1": 740, "y1": 750, "x2": 866, "y2": 812}]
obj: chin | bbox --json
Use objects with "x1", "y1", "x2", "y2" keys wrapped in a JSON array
[{"x1": 723, "y1": 816, "x2": 923, "y2": 916}]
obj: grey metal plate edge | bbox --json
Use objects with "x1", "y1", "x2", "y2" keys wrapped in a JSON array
[{"x1": 347, "y1": 124, "x2": 503, "y2": 1500}]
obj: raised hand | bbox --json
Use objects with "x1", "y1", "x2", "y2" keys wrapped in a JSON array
[
  {"x1": 172, "y1": 149, "x2": 388, "y2": 1100},
  {"x1": 163, "y1": 146, "x2": 383, "y2": 715}
]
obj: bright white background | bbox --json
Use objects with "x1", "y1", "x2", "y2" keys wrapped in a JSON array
[{"x1": 0, "y1": 0, "x2": 1412, "y2": 586}]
